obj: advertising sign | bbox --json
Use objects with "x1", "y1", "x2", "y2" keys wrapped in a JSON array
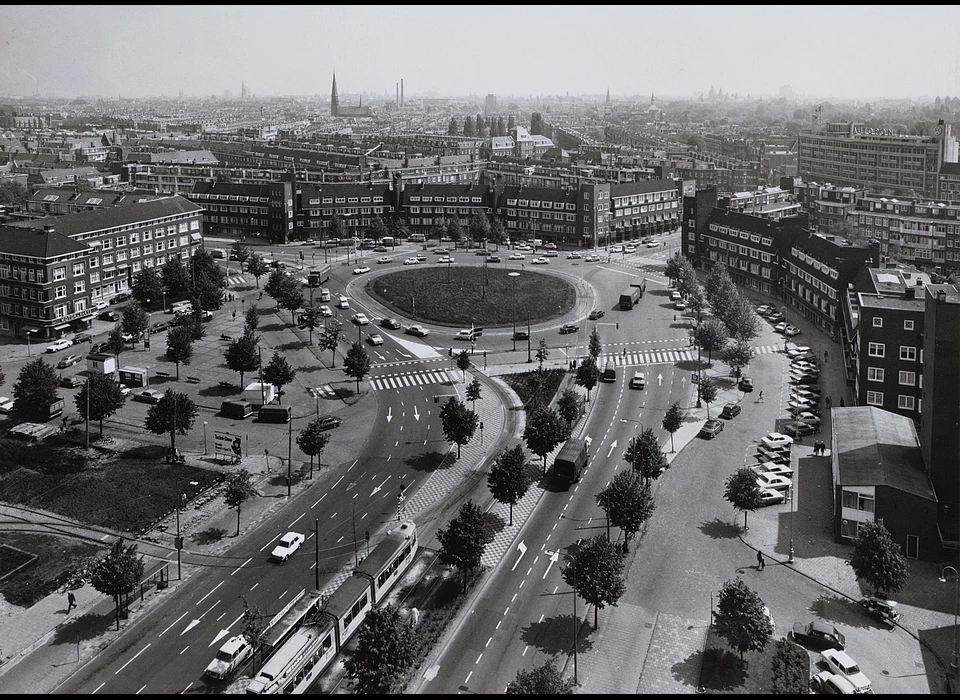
[{"x1": 214, "y1": 431, "x2": 243, "y2": 460}]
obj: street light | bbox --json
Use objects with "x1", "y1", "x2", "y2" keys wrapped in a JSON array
[
  {"x1": 781, "y1": 305, "x2": 788, "y2": 353},
  {"x1": 547, "y1": 549, "x2": 579, "y2": 686},
  {"x1": 940, "y1": 566, "x2": 960, "y2": 670},
  {"x1": 509, "y1": 272, "x2": 520, "y2": 351},
  {"x1": 203, "y1": 421, "x2": 208, "y2": 455},
  {"x1": 25, "y1": 328, "x2": 34, "y2": 356}
]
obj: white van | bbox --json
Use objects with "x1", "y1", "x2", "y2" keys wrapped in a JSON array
[
  {"x1": 319, "y1": 288, "x2": 331, "y2": 302},
  {"x1": 337, "y1": 296, "x2": 350, "y2": 309}
]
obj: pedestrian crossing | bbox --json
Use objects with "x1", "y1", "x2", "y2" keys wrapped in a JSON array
[
  {"x1": 598, "y1": 344, "x2": 783, "y2": 368},
  {"x1": 226, "y1": 274, "x2": 246, "y2": 286},
  {"x1": 311, "y1": 384, "x2": 337, "y2": 399},
  {"x1": 370, "y1": 369, "x2": 453, "y2": 391}
]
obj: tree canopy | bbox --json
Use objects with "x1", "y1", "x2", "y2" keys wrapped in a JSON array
[
  {"x1": 724, "y1": 467, "x2": 764, "y2": 531},
  {"x1": 344, "y1": 605, "x2": 416, "y2": 694},
  {"x1": 623, "y1": 428, "x2": 668, "y2": 484},
  {"x1": 488, "y1": 445, "x2": 529, "y2": 526},
  {"x1": 523, "y1": 406, "x2": 570, "y2": 473},
  {"x1": 75, "y1": 371, "x2": 127, "y2": 435},
  {"x1": 224, "y1": 469, "x2": 257, "y2": 537},
  {"x1": 12, "y1": 357, "x2": 60, "y2": 422},
  {"x1": 849, "y1": 519, "x2": 909, "y2": 597},
  {"x1": 596, "y1": 469, "x2": 656, "y2": 551},
  {"x1": 437, "y1": 500, "x2": 487, "y2": 590},
  {"x1": 225, "y1": 328, "x2": 261, "y2": 387},
  {"x1": 713, "y1": 577, "x2": 774, "y2": 660},
  {"x1": 297, "y1": 418, "x2": 331, "y2": 478},
  {"x1": 506, "y1": 658, "x2": 576, "y2": 694},
  {"x1": 561, "y1": 535, "x2": 626, "y2": 630},
  {"x1": 439, "y1": 396, "x2": 479, "y2": 459},
  {"x1": 262, "y1": 352, "x2": 296, "y2": 403},
  {"x1": 90, "y1": 538, "x2": 144, "y2": 630},
  {"x1": 344, "y1": 341, "x2": 371, "y2": 392},
  {"x1": 144, "y1": 389, "x2": 199, "y2": 453}
]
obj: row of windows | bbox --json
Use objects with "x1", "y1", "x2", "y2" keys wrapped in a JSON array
[
  {"x1": 866, "y1": 367, "x2": 919, "y2": 385},
  {"x1": 865, "y1": 391, "x2": 918, "y2": 411},
  {"x1": 871, "y1": 316, "x2": 915, "y2": 330},
  {"x1": 866, "y1": 342, "x2": 918, "y2": 361},
  {"x1": 410, "y1": 196, "x2": 479, "y2": 204}
]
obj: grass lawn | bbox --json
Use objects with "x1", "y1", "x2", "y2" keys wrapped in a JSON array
[
  {"x1": 365, "y1": 267, "x2": 576, "y2": 327},
  {"x1": 0, "y1": 533, "x2": 104, "y2": 608},
  {"x1": 501, "y1": 368, "x2": 568, "y2": 409}
]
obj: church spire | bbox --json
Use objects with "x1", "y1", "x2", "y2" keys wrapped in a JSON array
[
  {"x1": 331, "y1": 73, "x2": 339, "y2": 117},
  {"x1": 606, "y1": 87, "x2": 610, "y2": 105}
]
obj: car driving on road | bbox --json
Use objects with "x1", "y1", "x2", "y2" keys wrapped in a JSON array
[
  {"x1": 381, "y1": 317, "x2": 402, "y2": 329},
  {"x1": 351, "y1": 313, "x2": 370, "y2": 325},
  {"x1": 205, "y1": 635, "x2": 253, "y2": 680},
  {"x1": 367, "y1": 332, "x2": 384, "y2": 346},
  {"x1": 46, "y1": 339, "x2": 73, "y2": 353},
  {"x1": 270, "y1": 532, "x2": 305, "y2": 562},
  {"x1": 558, "y1": 323, "x2": 578, "y2": 334},
  {"x1": 133, "y1": 389, "x2": 165, "y2": 404},
  {"x1": 352, "y1": 266, "x2": 370, "y2": 275},
  {"x1": 56, "y1": 353, "x2": 82, "y2": 369},
  {"x1": 588, "y1": 309, "x2": 605, "y2": 320},
  {"x1": 405, "y1": 325, "x2": 429, "y2": 337}
]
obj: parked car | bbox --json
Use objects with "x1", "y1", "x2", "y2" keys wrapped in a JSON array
[
  {"x1": 795, "y1": 411, "x2": 822, "y2": 427},
  {"x1": 767, "y1": 311, "x2": 785, "y2": 323},
  {"x1": 133, "y1": 389, "x2": 165, "y2": 404},
  {"x1": 810, "y1": 671, "x2": 857, "y2": 695},
  {"x1": 783, "y1": 422, "x2": 817, "y2": 438},
  {"x1": 788, "y1": 399, "x2": 819, "y2": 414},
  {"x1": 774, "y1": 322, "x2": 789, "y2": 333},
  {"x1": 381, "y1": 317, "x2": 402, "y2": 330},
  {"x1": 791, "y1": 621, "x2": 846, "y2": 651},
  {"x1": 755, "y1": 472, "x2": 792, "y2": 492},
  {"x1": 739, "y1": 376, "x2": 754, "y2": 392},
  {"x1": 90, "y1": 341, "x2": 111, "y2": 354},
  {"x1": 630, "y1": 371, "x2": 646, "y2": 390},
  {"x1": 791, "y1": 360, "x2": 818, "y2": 373},
  {"x1": 758, "y1": 487, "x2": 786, "y2": 507},
  {"x1": 791, "y1": 374, "x2": 820, "y2": 385},
  {"x1": 56, "y1": 353, "x2": 82, "y2": 369},
  {"x1": 720, "y1": 402, "x2": 741, "y2": 419},
  {"x1": 609, "y1": 245, "x2": 623, "y2": 253},
  {"x1": 46, "y1": 339, "x2": 73, "y2": 353},
  {"x1": 110, "y1": 292, "x2": 132, "y2": 305},
  {"x1": 367, "y1": 332, "x2": 384, "y2": 346},
  {"x1": 786, "y1": 345, "x2": 813, "y2": 359},
  {"x1": 317, "y1": 415, "x2": 342, "y2": 430},
  {"x1": 671, "y1": 290, "x2": 683, "y2": 301},
  {"x1": 352, "y1": 266, "x2": 371, "y2": 275},
  {"x1": 118, "y1": 384, "x2": 131, "y2": 396},
  {"x1": 784, "y1": 325, "x2": 802, "y2": 337},
  {"x1": 373, "y1": 246, "x2": 388, "y2": 253},
  {"x1": 60, "y1": 375, "x2": 83, "y2": 389},
  {"x1": 624, "y1": 244, "x2": 637, "y2": 253},
  {"x1": 71, "y1": 333, "x2": 92, "y2": 344},
  {"x1": 753, "y1": 462, "x2": 795, "y2": 479},
  {"x1": 645, "y1": 241, "x2": 659, "y2": 248},
  {"x1": 756, "y1": 305, "x2": 773, "y2": 317},
  {"x1": 820, "y1": 649, "x2": 872, "y2": 693},
  {"x1": 98, "y1": 310, "x2": 120, "y2": 322},
  {"x1": 588, "y1": 309, "x2": 605, "y2": 320},
  {"x1": 512, "y1": 330, "x2": 529, "y2": 341},
  {"x1": 531, "y1": 256, "x2": 549, "y2": 264},
  {"x1": 559, "y1": 323, "x2": 578, "y2": 334},
  {"x1": 351, "y1": 313, "x2": 370, "y2": 326},
  {"x1": 318, "y1": 305, "x2": 333, "y2": 317},
  {"x1": 438, "y1": 256, "x2": 455, "y2": 264},
  {"x1": 699, "y1": 419, "x2": 724, "y2": 439},
  {"x1": 0, "y1": 396, "x2": 13, "y2": 414},
  {"x1": 205, "y1": 635, "x2": 254, "y2": 681},
  {"x1": 405, "y1": 325, "x2": 429, "y2": 337},
  {"x1": 432, "y1": 247, "x2": 449, "y2": 254},
  {"x1": 762, "y1": 432, "x2": 794, "y2": 449},
  {"x1": 150, "y1": 321, "x2": 170, "y2": 334},
  {"x1": 270, "y1": 531, "x2": 305, "y2": 562}
]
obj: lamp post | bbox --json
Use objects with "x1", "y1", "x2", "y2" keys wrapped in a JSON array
[
  {"x1": 940, "y1": 566, "x2": 960, "y2": 670},
  {"x1": 781, "y1": 305, "x2": 788, "y2": 353},
  {"x1": 526, "y1": 316, "x2": 532, "y2": 363},
  {"x1": 619, "y1": 418, "x2": 645, "y2": 476},
  {"x1": 547, "y1": 550, "x2": 579, "y2": 686},
  {"x1": 25, "y1": 328, "x2": 33, "y2": 356},
  {"x1": 203, "y1": 421, "x2": 208, "y2": 455},
  {"x1": 509, "y1": 272, "x2": 520, "y2": 351}
]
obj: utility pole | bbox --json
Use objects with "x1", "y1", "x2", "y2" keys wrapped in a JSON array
[{"x1": 287, "y1": 416, "x2": 293, "y2": 498}]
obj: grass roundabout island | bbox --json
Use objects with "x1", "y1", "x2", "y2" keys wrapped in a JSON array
[{"x1": 364, "y1": 266, "x2": 577, "y2": 327}]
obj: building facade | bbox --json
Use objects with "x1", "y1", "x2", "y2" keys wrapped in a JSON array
[
  {"x1": 608, "y1": 179, "x2": 680, "y2": 240},
  {"x1": 187, "y1": 181, "x2": 293, "y2": 244}
]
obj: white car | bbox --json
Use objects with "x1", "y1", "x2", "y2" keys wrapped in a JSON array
[
  {"x1": 405, "y1": 325, "x2": 429, "y2": 337},
  {"x1": 785, "y1": 345, "x2": 812, "y2": 359},
  {"x1": 624, "y1": 244, "x2": 637, "y2": 253},
  {"x1": 753, "y1": 462, "x2": 795, "y2": 479},
  {"x1": 0, "y1": 396, "x2": 13, "y2": 414},
  {"x1": 367, "y1": 332, "x2": 384, "y2": 346},
  {"x1": 774, "y1": 322, "x2": 788, "y2": 334},
  {"x1": 820, "y1": 649, "x2": 872, "y2": 694},
  {"x1": 438, "y1": 256, "x2": 455, "y2": 264},
  {"x1": 795, "y1": 411, "x2": 822, "y2": 427},
  {"x1": 404, "y1": 258, "x2": 420, "y2": 265},
  {"x1": 755, "y1": 472, "x2": 792, "y2": 492},
  {"x1": 761, "y1": 432, "x2": 794, "y2": 449},
  {"x1": 118, "y1": 384, "x2": 131, "y2": 396},
  {"x1": 531, "y1": 257, "x2": 549, "y2": 264},
  {"x1": 270, "y1": 531, "x2": 305, "y2": 562},
  {"x1": 671, "y1": 290, "x2": 683, "y2": 301},
  {"x1": 566, "y1": 252, "x2": 582, "y2": 259},
  {"x1": 784, "y1": 325, "x2": 802, "y2": 337},
  {"x1": 758, "y1": 487, "x2": 785, "y2": 507},
  {"x1": 45, "y1": 339, "x2": 73, "y2": 353},
  {"x1": 337, "y1": 296, "x2": 350, "y2": 309},
  {"x1": 376, "y1": 256, "x2": 391, "y2": 264},
  {"x1": 609, "y1": 245, "x2": 623, "y2": 253},
  {"x1": 756, "y1": 305, "x2": 774, "y2": 317},
  {"x1": 133, "y1": 389, "x2": 165, "y2": 404},
  {"x1": 585, "y1": 253, "x2": 601, "y2": 262},
  {"x1": 455, "y1": 329, "x2": 479, "y2": 341},
  {"x1": 205, "y1": 635, "x2": 253, "y2": 680},
  {"x1": 351, "y1": 313, "x2": 370, "y2": 325},
  {"x1": 352, "y1": 266, "x2": 371, "y2": 275},
  {"x1": 514, "y1": 244, "x2": 531, "y2": 251},
  {"x1": 318, "y1": 305, "x2": 333, "y2": 317},
  {"x1": 508, "y1": 253, "x2": 525, "y2": 260}
]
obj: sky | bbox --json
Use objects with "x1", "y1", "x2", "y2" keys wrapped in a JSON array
[{"x1": 1, "y1": 5, "x2": 959, "y2": 101}]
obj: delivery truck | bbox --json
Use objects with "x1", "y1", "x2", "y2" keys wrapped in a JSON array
[{"x1": 553, "y1": 438, "x2": 589, "y2": 485}]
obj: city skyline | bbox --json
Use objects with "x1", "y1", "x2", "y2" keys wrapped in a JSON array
[{"x1": 1, "y1": 5, "x2": 960, "y2": 101}]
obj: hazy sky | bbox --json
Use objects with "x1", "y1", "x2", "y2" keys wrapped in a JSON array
[{"x1": 2, "y1": 5, "x2": 959, "y2": 101}]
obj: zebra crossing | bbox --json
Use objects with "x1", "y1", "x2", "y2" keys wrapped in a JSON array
[
  {"x1": 311, "y1": 384, "x2": 337, "y2": 399},
  {"x1": 226, "y1": 274, "x2": 246, "y2": 286},
  {"x1": 370, "y1": 369, "x2": 453, "y2": 391},
  {"x1": 598, "y1": 344, "x2": 783, "y2": 368}
]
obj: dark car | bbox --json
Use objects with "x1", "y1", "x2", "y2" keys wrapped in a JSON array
[
  {"x1": 588, "y1": 309, "x2": 605, "y2": 320},
  {"x1": 60, "y1": 375, "x2": 83, "y2": 389},
  {"x1": 150, "y1": 321, "x2": 170, "y2": 334},
  {"x1": 91, "y1": 342, "x2": 111, "y2": 354},
  {"x1": 317, "y1": 415, "x2": 342, "y2": 431},
  {"x1": 698, "y1": 419, "x2": 724, "y2": 439},
  {"x1": 790, "y1": 621, "x2": 846, "y2": 651},
  {"x1": 380, "y1": 317, "x2": 402, "y2": 330},
  {"x1": 110, "y1": 292, "x2": 132, "y2": 305},
  {"x1": 71, "y1": 333, "x2": 93, "y2": 344},
  {"x1": 739, "y1": 376, "x2": 754, "y2": 392},
  {"x1": 559, "y1": 323, "x2": 578, "y2": 334},
  {"x1": 720, "y1": 402, "x2": 742, "y2": 419},
  {"x1": 513, "y1": 330, "x2": 529, "y2": 341},
  {"x1": 487, "y1": 255, "x2": 502, "y2": 263},
  {"x1": 783, "y1": 421, "x2": 817, "y2": 437},
  {"x1": 98, "y1": 310, "x2": 120, "y2": 322}
]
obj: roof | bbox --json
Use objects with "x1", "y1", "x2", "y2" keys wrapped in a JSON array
[
  {"x1": 610, "y1": 178, "x2": 677, "y2": 197},
  {"x1": 833, "y1": 407, "x2": 934, "y2": 501},
  {"x1": 14, "y1": 196, "x2": 202, "y2": 237},
  {"x1": 0, "y1": 224, "x2": 92, "y2": 259}
]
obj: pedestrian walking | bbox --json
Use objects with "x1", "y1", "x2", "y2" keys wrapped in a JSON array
[
  {"x1": 840, "y1": 398, "x2": 845, "y2": 407},
  {"x1": 757, "y1": 550, "x2": 765, "y2": 571},
  {"x1": 813, "y1": 440, "x2": 820, "y2": 455},
  {"x1": 758, "y1": 390, "x2": 764, "y2": 403},
  {"x1": 67, "y1": 591, "x2": 77, "y2": 611},
  {"x1": 826, "y1": 395, "x2": 832, "y2": 408}
]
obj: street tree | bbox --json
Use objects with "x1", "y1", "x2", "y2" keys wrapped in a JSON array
[
  {"x1": 469, "y1": 211, "x2": 491, "y2": 247},
  {"x1": 262, "y1": 352, "x2": 296, "y2": 403},
  {"x1": 465, "y1": 377, "x2": 482, "y2": 411},
  {"x1": 90, "y1": 538, "x2": 144, "y2": 630},
  {"x1": 437, "y1": 500, "x2": 487, "y2": 591},
  {"x1": 588, "y1": 326, "x2": 602, "y2": 359},
  {"x1": 506, "y1": 658, "x2": 576, "y2": 694},
  {"x1": 279, "y1": 284, "x2": 304, "y2": 327},
  {"x1": 192, "y1": 275, "x2": 224, "y2": 312},
  {"x1": 699, "y1": 376, "x2": 718, "y2": 419},
  {"x1": 161, "y1": 257, "x2": 191, "y2": 299},
  {"x1": 849, "y1": 519, "x2": 909, "y2": 597},
  {"x1": 231, "y1": 241, "x2": 250, "y2": 268},
  {"x1": 131, "y1": 267, "x2": 164, "y2": 310},
  {"x1": 557, "y1": 388, "x2": 581, "y2": 427},
  {"x1": 224, "y1": 328, "x2": 260, "y2": 387},
  {"x1": 389, "y1": 218, "x2": 409, "y2": 242},
  {"x1": 439, "y1": 396, "x2": 479, "y2": 459},
  {"x1": 224, "y1": 469, "x2": 257, "y2": 537},
  {"x1": 523, "y1": 406, "x2": 570, "y2": 474},
  {"x1": 488, "y1": 445, "x2": 529, "y2": 526},
  {"x1": 344, "y1": 341, "x2": 371, "y2": 393},
  {"x1": 433, "y1": 218, "x2": 449, "y2": 243},
  {"x1": 241, "y1": 597, "x2": 267, "y2": 672},
  {"x1": 771, "y1": 638, "x2": 811, "y2": 694},
  {"x1": 448, "y1": 116, "x2": 459, "y2": 135},
  {"x1": 561, "y1": 535, "x2": 626, "y2": 630},
  {"x1": 624, "y1": 428, "x2": 668, "y2": 484},
  {"x1": 704, "y1": 262, "x2": 736, "y2": 307},
  {"x1": 297, "y1": 303, "x2": 322, "y2": 345},
  {"x1": 190, "y1": 249, "x2": 226, "y2": 294},
  {"x1": 318, "y1": 320, "x2": 344, "y2": 368},
  {"x1": 575, "y1": 355, "x2": 599, "y2": 401},
  {"x1": 264, "y1": 269, "x2": 294, "y2": 311},
  {"x1": 535, "y1": 338, "x2": 550, "y2": 371},
  {"x1": 328, "y1": 214, "x2": 347, "y2": 245},
  {"x1": 344, "y1": 604, "x2": 416, "y2": 694},
  {"x1": 296, "y1": 418, "x2": 331, "y2": 479},
  {"x1": 692, "y1": 317, "x2": 729, "y2": 365},
  {"x1": 664, "y1": 252, "x2": 686, "y2": 287},
  {"x1": 12, "y1": 358, "x2": 60, "y2": 422},
  {"x1": 661, "y1": 402, "x2": 685, "y2": 453},
  {"x1": 724, "y1": 467, "x2": 764, "y2": 531},
  {"x1": 121, "y1": 302, "x2": 149, "y2": 346},
  {"x1": 165, "y1": 325, "x2": 194, "y2": 380},
  {"x1": 489, "y1": 217, "x2": 507, "y2": 250},
  {"x1": 145, "y1": 389, "x2": 199, "y2": 454},
  {"x1": 368, "y1": 214, "x2": 389, "y2": 244},
  {"x1": 456, "y1": 348, "x2": 472, "y2": 381},
  {"x1": 596, "y1": 469, "x2": 656, "y2": 552},
  {"x1": 686, "y1": 284, "x2": 706, "y2": 317},
  {"x1": 75, "y1": 371, "x2": 126, "y2": 436},
  {"x1": 175, "y1": 304, "x2": 206, "y2": 341},
  {"x1": 714, "y1": 577, "x2": 774, "y2": 661},
  {"x1": 106, "y1": 325, "x2": 126, "y2": 359},
  {"x1": 244, "y1": 304, "x2": 259, "y2": 332},
  {"x1": 447, "y1": 215, "x2": 464, "y2": 244},
  {"x1": 246, "y1": 253, "x2": 269, "y2": 288},
  {"x1": 723, "y1": 295, "x2": 761, "y2": 342},
  {"x1": 721, "y1": 339, "x2": 755, "y2": 378}
]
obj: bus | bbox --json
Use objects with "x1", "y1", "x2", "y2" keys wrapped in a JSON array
[{"x1": 307, "y1": 264, "x2": 331, "y2": 288}]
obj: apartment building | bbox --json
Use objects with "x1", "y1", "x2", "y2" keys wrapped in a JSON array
[
  {"x1": 25, "y1": 187, "x2": 164, "y2": 216},
  {"x1": 186, "y1": 181, "x2": 293, "y2": 243},
  {"x1": 496, "y1": 184, "x2": 582, "y2": 246},
  {"x1": 298, "y1": 181, "x2": 397, "y2": 240},
  {"x1": 608, "y1": 178, "x2": 680, "y2": 240}
]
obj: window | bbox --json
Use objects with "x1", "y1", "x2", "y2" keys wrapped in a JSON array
[
  {"x1": 899, "y1": 346, "x2": 917, "y2": 361},
  {"x1": 867, "y1": 342, "x2": 885, "y2": 358},
  {"x1": 899, "y1": 370, "x2": 916, "y2": 386},
  {"x1": 904, "y1": 319, "x2": 914, "y2": 331},
  {"x1": 872, "y1": 316, "x2": 883, "y2": 327},
  {"x1": 841, "y1": 519, "x2": 869, "y2": 540},
  {"x1": 54, "y1": 285, "x2": 66, "y2": 299},
  {"x1": 898, "y1": 395, "x2": 916, "y2": 410},
  {"x1": 842, "y1": 490, "x2": 875, "y2": 513},
  {"x1": 116, "y1": 236, "x2": 126, "y2": 248},
  {"x1": 867, "y1": 367, "x2": 884, "y2": 382},
  {"x1": 73, "y1": 281, "x2": 84, "y2": 294},
  {"x1": 866, "y1": 390, "x2": 883, "y2": 406},
  {"x1": 72, "y1": 262, "x2": 84, "y2": 276},
  {"x1": 53, "y1": 267, "x2": 66, "y2": 281}
]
